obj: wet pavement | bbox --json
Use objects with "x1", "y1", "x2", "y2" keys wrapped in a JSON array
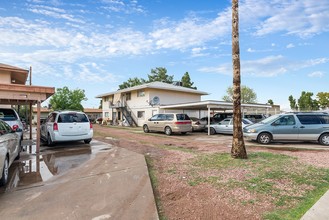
[{"x1": 0, "y1": 140, "x2": 159, "y2": 220}]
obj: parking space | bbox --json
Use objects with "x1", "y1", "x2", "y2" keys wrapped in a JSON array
[{"x1": 0, "y1": 139, "x2": 158, "y2": 219}]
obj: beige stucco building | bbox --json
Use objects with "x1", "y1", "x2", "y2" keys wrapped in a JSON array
[
  {"x1": 96, "y1": 82, "x2": 208, "y2": 126},
  {"x1": 96, "y1": 82, "x2": 280, "y2": 127}
]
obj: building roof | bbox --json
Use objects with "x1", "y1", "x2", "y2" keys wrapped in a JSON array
[
  {"x1": 0, "y1": 63, "x2": 29, "y2": 85},
  {"x1": 95, "y1": 81, "x2": 209, "y2": 98},
  {"x1": 160, "y1": 100, "x2": 272, "y2": 110}
]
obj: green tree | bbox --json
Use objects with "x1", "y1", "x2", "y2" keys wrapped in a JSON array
[
  {"x1": 181, "y1": 72, "x2": 197, "y2": 89},
  {"x1": 316, "y1": 92, "x2": 329, "y2": 109},
  {"x1": 222, "y1": 85, "x2": 257, "y2": 103},
  {"x1": 288, "y1": 95, "x2": 297, "y2": 110},
  {"x1": 49, "y1": 86, "x2": 87, "y2": 111},
  {"x1": 118, "y1": 77, "x2": 145, "y2": 90},
  {"x1": 147, "y1": 67, "x2": 174, "y2": 83},
  {"x1": 267, "y1": 99, "x2": 274, "y2": 105},
  {"x1": 231, "y1": 0, "x2": 247, "y2": 159},
  {"x1": 298, "y1": 91, "x2": 319, "y2": 111}
]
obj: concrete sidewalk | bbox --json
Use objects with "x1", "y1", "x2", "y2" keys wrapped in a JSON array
[
  {"x1": 301, "y1": 190, "x2": 329, "y2": 220},
  {"x1": 0, "y1": 144, "x2": 159, "y2": 220}
]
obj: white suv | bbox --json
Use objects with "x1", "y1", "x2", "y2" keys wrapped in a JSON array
[
  {"x1": 0, "y1": 108, "x2": 24, "y2": 141},
  {"x1": 40, "y1": 111, "x2": 93, "y2": 146}
]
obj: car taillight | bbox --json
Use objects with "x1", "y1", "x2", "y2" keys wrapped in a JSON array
[
  {"x1": 90, "y1": 122, "x2": 93, "y2": 129},
  {"x1": 174, "y1": 121, "x2": 191, "y2": 125},
  {"x1": 12, "y1": 124, "x2": 19, "y2": 131},
  {"x1": 53, "y1": 122, "x2": 58, "y2": 131}
]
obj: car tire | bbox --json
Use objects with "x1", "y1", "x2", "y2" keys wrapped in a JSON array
[
  {"x1": 143, "y1": 125, "x2": 149, "y2": 133},
  {"x1": 257, "y1": 132, "x2": 271, "y2": 144},
  {"x1": 210, "y1": 127, "x2": 216, "y2": 135},
  {"x1": 84, "y1": 139, "x2": 92, "y2": 144},
  {"x1": 319, "y1": 133, "x2": 329, "y2": 146},
  {"x1": 165, "y1": 126, "x2": 172, "y2": 136},
  {"x1": 47, "y1": 134, "x2": 54, "y2": 146},
  {"x1": 0, "y1": 157, "x2": 9, "y2": 186}
]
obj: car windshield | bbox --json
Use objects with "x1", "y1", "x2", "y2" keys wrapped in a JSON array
[{"x1": 258, "y1": 114, "x2": 281, "y2": 124}]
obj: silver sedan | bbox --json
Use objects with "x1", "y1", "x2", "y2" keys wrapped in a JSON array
[
  {"x1": 0, "y1": 119, "x2": 21, "y2": 186},
  {"x1": 207, "y1": 118, "x2": 253, "y2": 135}
]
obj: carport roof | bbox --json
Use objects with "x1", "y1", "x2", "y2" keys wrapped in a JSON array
[
  {"x1": 0, "y1": 83, "x2": 55, "y2": 105},
  {"x1": 160, "y1": 100, "x2": 272, "y2": 110}
]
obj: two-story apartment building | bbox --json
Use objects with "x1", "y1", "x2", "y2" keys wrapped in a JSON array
[{"x1": 96, "y1": 82, "x2": 208, "y2": 126}]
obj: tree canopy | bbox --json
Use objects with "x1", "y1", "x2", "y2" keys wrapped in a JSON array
[
  {"x1": 118, "y1": 67, "x2": 197, "y2": 90},
  {"x1": 49, "y1": 86, "x2": 87, "y2": 111},
  {"x1": 181, "y1": 72, "x2": 197, "y2": 89},
  {"x1": 316, "y1": 92, "x2": 329, "y2": 109},
  {"x1": 118, "y1": 77, "x2": 145, "y2": 90},
  {"x1": 288, "y1": 91, "x2": 322, "y2": 111},
  {"x1": 147, "y1": 67, "x2": 174, "y2": 83},
  {"x1": 222, "y1": 85, "x2": 257, "y2": 103}
]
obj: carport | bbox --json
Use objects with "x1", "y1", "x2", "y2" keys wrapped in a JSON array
[
  {"x1": 0, "y1": 64, "x2": 55, "y2": 153},
  {"x1": 160, "y1": 100, "x2": 272, "y2": 135}
]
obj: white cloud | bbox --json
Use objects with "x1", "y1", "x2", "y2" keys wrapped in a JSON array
[
  {"x1": 199, "y1": 55, "x2": 329, "y2": 78},
  {"x1": 251, "y1": 0, "x2": 329, "y2": 38},
  {"x1": 308, "y1": 71, "x2": 324, "y2": 78},
  {"x1": 27, "y1": 5, "x2": 85, "y2": 23},
  {"x1": 286, "y1": 43, "x2": 295, "y2": 48},
  {"x1": 247, "y1": 48, "x2": 255, "y2": 53}
]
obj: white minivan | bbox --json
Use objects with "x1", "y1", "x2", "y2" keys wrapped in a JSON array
[{"x1": 40, "y1": 111, "x2": 93, "y2": 146}]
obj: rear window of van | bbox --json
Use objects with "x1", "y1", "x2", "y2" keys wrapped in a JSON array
[
  {"x1": 0, "y1": 109, "x2": 18, "y2": 121},
  {"x1": 57, "y1": 113, "x2": 89, "y2": 123},
  {"x1": 176, "y1": 114, "x2": 190, "y2": 121}
]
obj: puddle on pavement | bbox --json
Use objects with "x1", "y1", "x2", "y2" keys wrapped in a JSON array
[{"x1": 1, "y1": 140, "x2": 113, "y2": 193}]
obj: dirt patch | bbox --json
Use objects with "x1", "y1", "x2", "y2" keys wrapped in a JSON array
[{"x1": 93, "y1": 125, "x2": 329, "y2": 220}]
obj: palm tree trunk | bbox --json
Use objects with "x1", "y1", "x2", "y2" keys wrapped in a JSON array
[{"x1": 231, "y1": 0, "x2": 247, "y2": 159}]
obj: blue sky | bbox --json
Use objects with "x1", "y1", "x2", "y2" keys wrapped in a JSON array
[{"x1": 1, "y1": 0, "x2": 328, "y2": 110}]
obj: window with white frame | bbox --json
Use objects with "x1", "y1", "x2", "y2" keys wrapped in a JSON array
[{"x1": 105, "y1": 112, "x2": 109, "y2": 117}]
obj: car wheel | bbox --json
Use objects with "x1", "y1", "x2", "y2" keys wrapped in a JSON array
[
  {"x1": 257, "y1": 133, "x2": 271, "y2": 144},
  {"x1": 47, "y1": 134, "x2": 54, "y2": 146},
  {"x1": 0, "y1": 157, "x2": 9, "y2": 186},
  {"x1": 165, "y1": 126, "x2": 172, "y2": 136},
  {"x1": 319, "y1": 133, "x2": 329, "y2": 146},
  {"x1": 84, "y1": 139, "x2": 92, "y2": 144},
  {"x1": 210, "y1": 127, "x2": 216, "y2": 135},
  {"x1": 143, "y1": 125, "x2": 149, "y2": 133}
]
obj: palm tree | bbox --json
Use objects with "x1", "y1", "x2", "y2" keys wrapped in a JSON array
[{"x1": 231, "y1": 0, "x2": 247, "y2": 159}]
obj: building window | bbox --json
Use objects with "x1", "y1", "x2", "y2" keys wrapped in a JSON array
[
  {"x1": 104, "y1": 97, "x2": 109, "y2": 102},
  {"x1": 137, "y1": 90, "x2": 145, "y2": 97},
  {"x1": 126, "y1": 93, "x2": 131, "y2": 101},
  {"x1": 105, "y1": 112, "x2": 109, "y2": 117},
  {"x1": 137, "y1": 111, "x2": 145, "y2": 119}
]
